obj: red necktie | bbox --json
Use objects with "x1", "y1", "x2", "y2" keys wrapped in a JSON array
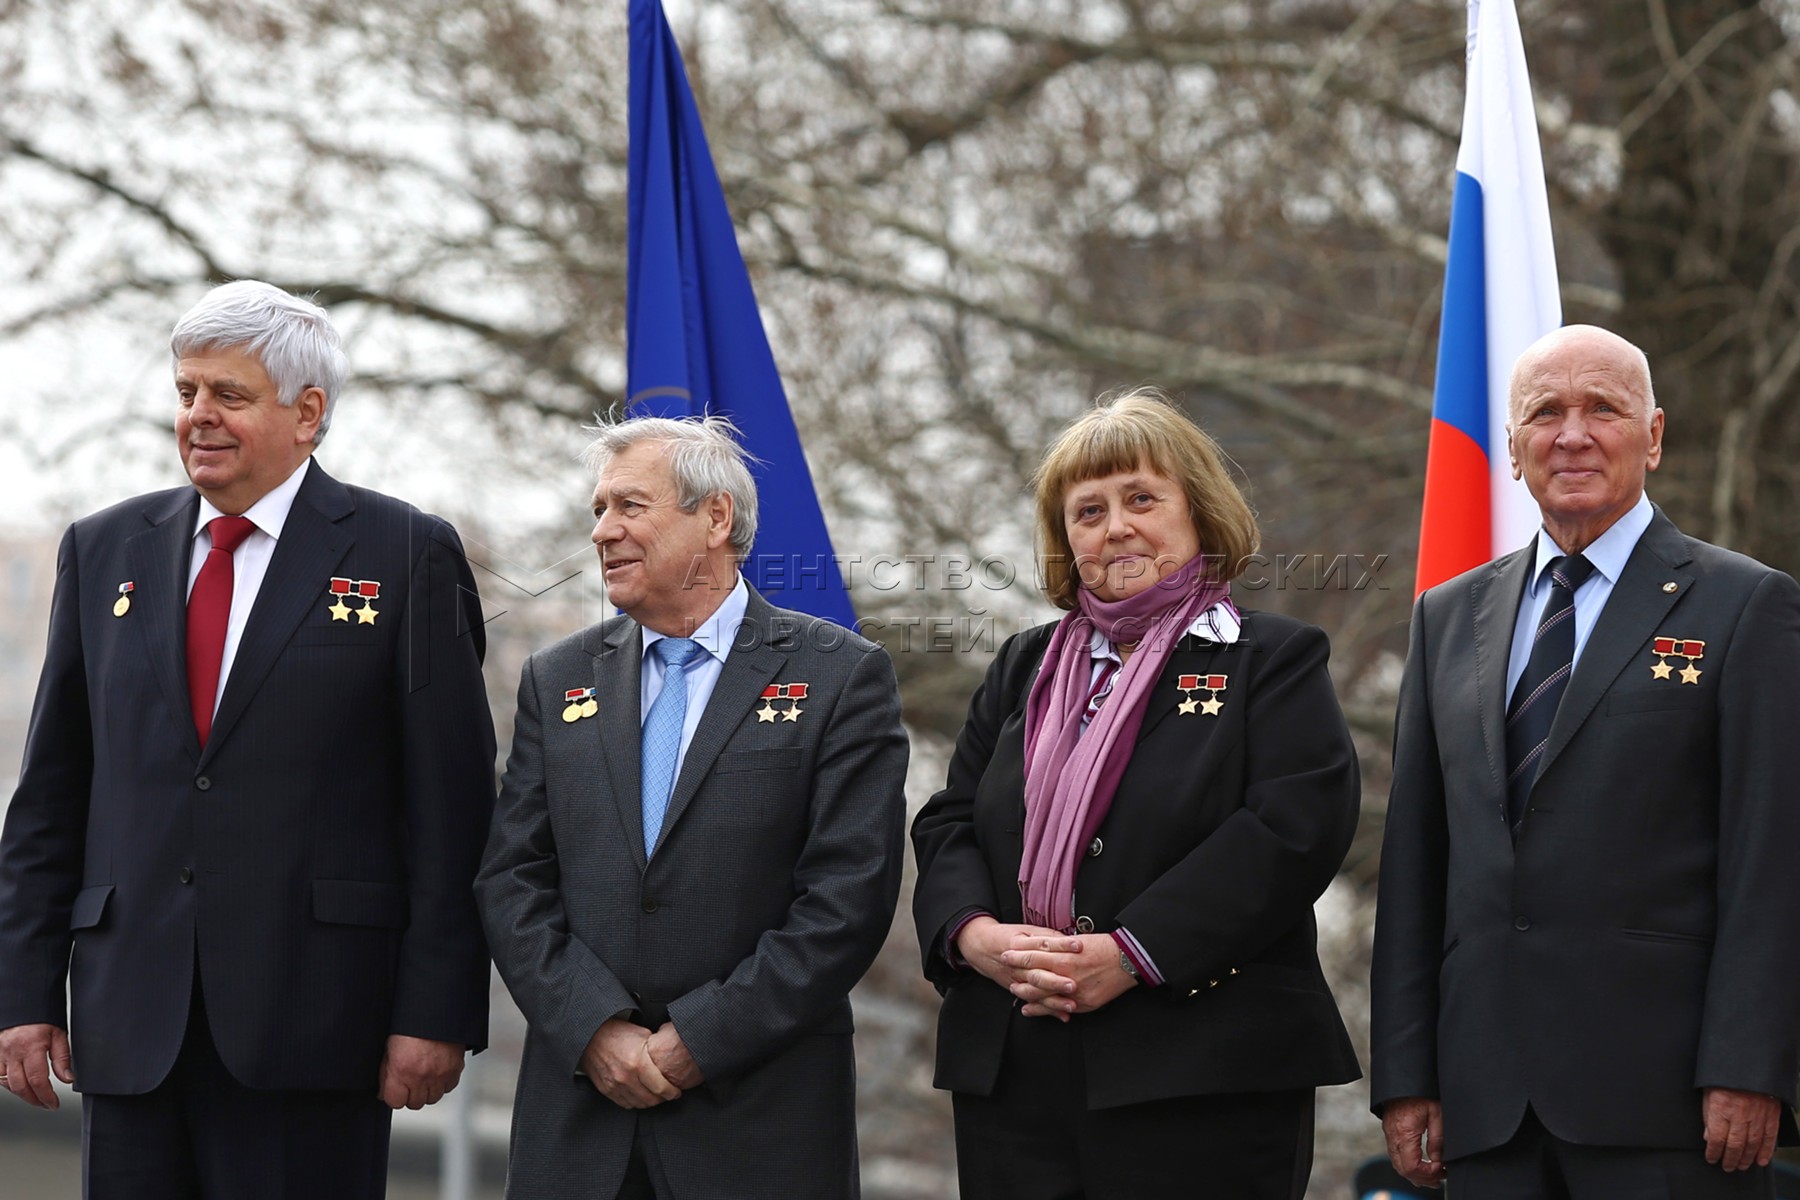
[{"x1": 187, "y1": 515, "x2": 257, "y2": 746}]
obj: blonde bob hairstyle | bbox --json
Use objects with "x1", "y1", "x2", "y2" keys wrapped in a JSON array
[{"x1": 1033, "y1": 388, "x2": 1260, "y2": 610}]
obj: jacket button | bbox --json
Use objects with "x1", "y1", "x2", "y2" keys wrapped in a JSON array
[
  {"x1": 1087, "y1": 837, "x2": 1103, "y2": 857},
  {"x1": 195, "y1": 776, "x2": 211, "y2": 791},
  {"x1": 179, "y1": 868, "x2": 194, "y2": 884},
  {"x1": 1074, "y1": 915, "x2": 1095, "y2": 933},
  {"x1": 1514, "y1": 916, "x2": 1531, "y2": 931},
  {"x1": 642, "y1": 899, "x2": 658, "y2": 914}
]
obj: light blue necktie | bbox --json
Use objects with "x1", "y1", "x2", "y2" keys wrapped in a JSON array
[{"x1": 641, "y1": 637, "x2": 705, "y2": 856}]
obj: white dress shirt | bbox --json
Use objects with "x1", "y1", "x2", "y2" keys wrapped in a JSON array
[
  {"x1": 186, "y1": 457, "x2": 313, "y2": 720},
  {"x1": 1505, "y1": 491, "x2": 1654, "y2": 701},
  {"x1": 639, "y1": 575, "x2": 751, "y2": 787}
]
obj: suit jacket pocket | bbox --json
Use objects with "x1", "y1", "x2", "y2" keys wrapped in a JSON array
[
  {"x1": 70, "y1": 884, "x2": 114, "y2": 931},
  {"x1": 291, "y1": 624, "x2": 383, "y2": 648},
  {"x1": 1620, "y1": 927, "x2": 1712, "y2": 948},
  {"x1": 1607, "y1": 688, "x2": 1708, "y2": 715},
  {"x1": 713, "y1": 748, "x2": 802, "y2": 774},
  {"x1": 312, "y1": 879, "x2": 410, "y2": 928}
]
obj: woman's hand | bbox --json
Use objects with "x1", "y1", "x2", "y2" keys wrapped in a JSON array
[
  {"x1": 1000, "y1": 933, "x2": 1139, "y2": 1020},
  {"x1": 954, "y1": 916, "x2": 1079, "y2": 997}
]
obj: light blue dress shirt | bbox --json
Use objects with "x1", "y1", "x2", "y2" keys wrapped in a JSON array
[
  {"x1": 1505, "y1": 492, "x2": 1654, "y2": 701},
  {"x1": 640, "y1": 575, "x2": 750, "y2": 787}
]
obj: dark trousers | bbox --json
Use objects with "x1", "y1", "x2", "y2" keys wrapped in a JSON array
[
  {"x1": 1450, "y1": 1106, "x2": 1774, "y2": 1200},
  {"x1": 81, "y1": 981, "x2": 392, "y2": 1200},
  {"x1": 951, "y1": 1007, "x2": 1314, "y2": 1200},
  {"x1": 614, "y1": 1123, "x2": 672, "y2": 1200}
]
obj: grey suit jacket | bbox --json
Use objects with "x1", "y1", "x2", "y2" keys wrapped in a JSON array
[
  {"x1": 1371, "y1": 507, "x2": 1800, "y2": 1157},
  {"x1": 476, "y1": 588, "x2": 907, "y2": 1200}
]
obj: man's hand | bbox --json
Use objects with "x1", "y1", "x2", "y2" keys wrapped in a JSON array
[
  {"x1": 1381, "y1": 1096, "x2": 1447, "y2": 1189},
  {"x1": 378, "y1": 1036, "x2": 466, "y2": 1110},
  {"x1": 580, "y1": 1019, "x2": 682, "y2": 1110},
  {"x1": 1703, "y1": 1087, "x2": 1780, "y2": 1172},
  {"x1": 0, "y1": 1023, "x2": 74, "y2": 1110},
  {"x1": 645, "y1": 1025, "x2": 704, "y2": 1090},
  {"x1": 999, "y1": 933, "x2": 1137, "y2": 1020}
]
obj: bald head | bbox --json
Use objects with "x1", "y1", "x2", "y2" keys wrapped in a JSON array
[
  {"x1": 1508, "y1": 325, "x2": 1656, "y2": 427},
  {"x1": 1505, "y1": 323, "x2": 1665, "y2": 555}
]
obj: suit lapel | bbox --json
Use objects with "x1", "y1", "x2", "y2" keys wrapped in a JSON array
[
  {"x1": 1472, "y1": 547, "x2": 1533, "y2": 813},
  {"x1": 1537, "y1": 512, "x2": 1692, "y2": 784},
  {"x1": 594, "y1": 618, "x2": 648, "y2": 870},
  {"x1": 202, "y1": 464, "x2": 353, "y2": 767},
  {"x1": 659, "y1": 591, "x2": 785, "y2": 848},
  {"x1": 125, "y1": 489, "x2": 204, "y2": 761}
]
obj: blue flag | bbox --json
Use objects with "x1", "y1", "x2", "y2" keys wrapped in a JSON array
[{"x1": 627, "y1": 0, "x2": 855, "y2": 627}]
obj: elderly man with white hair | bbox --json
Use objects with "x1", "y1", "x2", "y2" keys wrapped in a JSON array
[
  {"x1": 0, "y1": 280, "x2": 496, "y2": 1198},
  {"x1": 1372, "y1": 325, "x2": 1800, "y2": 1198},
  {"x1": 478, "y1": 415, "x2": 907, "y2": 1200}
]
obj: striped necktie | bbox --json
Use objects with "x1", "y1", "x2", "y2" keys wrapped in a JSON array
[{"x1": 1504, "y1": 553, "x2": 1596, "y2": 835}]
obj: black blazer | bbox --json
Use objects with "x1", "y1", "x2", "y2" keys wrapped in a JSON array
[
  {"x1": 1371, "y1": 508, "x2": 1800, "y2": 1157},
  {"x1": 0, "y1": 463, "x2": 496, "y2": 1094},
  {"x1": 912, "y1": 610, "x2": 1362, "y2": 1110}
]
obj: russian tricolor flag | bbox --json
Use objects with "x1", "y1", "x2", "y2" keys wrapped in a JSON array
[{"x1": 1416, "y1": 0, "x2": 1560, "y2": 595}]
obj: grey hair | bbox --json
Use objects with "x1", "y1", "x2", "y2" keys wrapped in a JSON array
[
  {"x1": 581, "y1": 415, "x2": 760, "y2": 557},
  {"x1": 170, "y1": 280, "x2": 349, "y2": 443}
]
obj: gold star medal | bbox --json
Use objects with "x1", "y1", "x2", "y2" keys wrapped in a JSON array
[
  {"x1": 781, "y1": 682, "x2": 809, "y2": 722},
  {"x1": 1198, "y1": 673, "x2": 1227, "y2": 716},
  {"x1": 327, "y1": 577, "x2": 355, "y2": 622},
  {"x1": 113, "y1": 581, "x2": 134, "y2": 617},
  {"x1": 1674, "y1": 638, "x2": 1705, "y2": 685},
  {"x1": 354, "y1": 579, "x2": 381, "y2": 625},
  {"x1": 757, "y1": 685, "x2": 780, "y2": 722},
  {"x1": 1650, "y1": 636, "x2": 1676, "y2": 680},
  {"x1": 1175, "y1": 674, "x2": 1202, "y2": 715}
]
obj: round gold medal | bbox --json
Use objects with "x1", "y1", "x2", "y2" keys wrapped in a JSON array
[
  {"x1": 113, "y1": 595, "x2": 131, "y2": 617},
  {"x1": 562, "y1": 703, "x2": 582, "y2": 723}
]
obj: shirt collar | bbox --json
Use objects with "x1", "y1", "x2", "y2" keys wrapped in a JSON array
[
  {"x1": 1086, "y1": 596, "x2": 1243, "y2": 661},
  {"x1": 1528, "y1": 491, "x2": 1653, "y2": 595},
  {"x1": 192, "y1": 457, "x2": 313, "y2": 543},
  {"x1": 641, "y1": 574, "x2": 750, "y2": 667}
]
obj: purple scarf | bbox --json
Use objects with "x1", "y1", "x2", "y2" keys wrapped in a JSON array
[{"x1": 1018, "y1": 553, "x2": 1229, "y2": 931}]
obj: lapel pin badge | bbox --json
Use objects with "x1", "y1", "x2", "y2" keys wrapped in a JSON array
[
  {"x1": 562, "y1": 687, "x2": 598, "y2": 723},
  {"x1": 757, "y1": 682, "x2": 809, "y2": 723},
  {"x1": 1176, "y1": 673, "x2": 1227, "y2": 716},
  {"x1": 1662, "y1": 581, "x2": 1678, "y2": 593},
  {"x1": 1650, "y1": 636, "x2": 1705, "y2": 684},
  {"x1": 113, "y1": 581, "x2": 135, "y2": 617},
  {"x1": 327, "y1": 577, "x2": 382, "y2": 625}
]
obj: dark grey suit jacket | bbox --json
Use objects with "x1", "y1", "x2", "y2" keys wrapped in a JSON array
[
  {"x1": 476, "y1": 588, "x2": 907, "y2": 1200},
  {"x1": 1371, "y1": 507, "x2": 1800, "y2": 1157}
]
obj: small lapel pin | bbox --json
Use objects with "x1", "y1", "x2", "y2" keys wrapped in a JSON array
[
  {"x1": 1662, "y1": 582, "x2": 1678, "y2": 594},
  {"x1": 113, "y1": 581, "x2": 134, "y2": 617}
]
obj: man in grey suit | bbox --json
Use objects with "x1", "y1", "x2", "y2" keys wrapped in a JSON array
[
  {"x1": 477, "y1": 415, "x2": 907, "y2": 1200},
  {"x1": 1371, "y1": 325, "x2": 1800, "y2": 1197}
]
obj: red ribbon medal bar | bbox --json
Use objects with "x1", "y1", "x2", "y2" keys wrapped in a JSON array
[
  {"x1": 327, "y1": 577, "x2": 382, "y2": 625},
  {"x1": 562, "y1": 687, "x2": 598, "y2": 723},
  {"x1": 1175, "y1": 673, "x2": 1228, "y2": 716},
  {"x1": 756, "y1": 682, "x2": 810, "y2": 723},
  {"x1": 1650, "y1": 636, "x2": 1705, "y2": 684}
]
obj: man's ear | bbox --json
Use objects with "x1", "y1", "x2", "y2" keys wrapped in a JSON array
[
  {"x1": 705, "y1": 492, "x2": 735, "y2": 550},
  {"x1": 294, "y1": 387, "x2": 327, "y2": 445}
]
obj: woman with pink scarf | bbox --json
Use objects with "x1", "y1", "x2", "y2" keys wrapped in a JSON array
[{"x1": 912, "y1": 390, "x2": 1361, "y2": 1199}]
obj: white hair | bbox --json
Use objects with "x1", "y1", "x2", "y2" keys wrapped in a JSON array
[
  {"x1": 170, "y1": 280, "x2": 349, "y2": 443},
  {"x1": 581, "y1": 415, "x2": 760, "y2": 557}
]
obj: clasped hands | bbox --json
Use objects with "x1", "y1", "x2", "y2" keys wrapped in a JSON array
[
  {"x1": 954, "y1": 915, "x2": 1137, "y2": 1021},
  {"x1": 581, "y1": 1017, "x2": 703, "y2": 1108}
]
